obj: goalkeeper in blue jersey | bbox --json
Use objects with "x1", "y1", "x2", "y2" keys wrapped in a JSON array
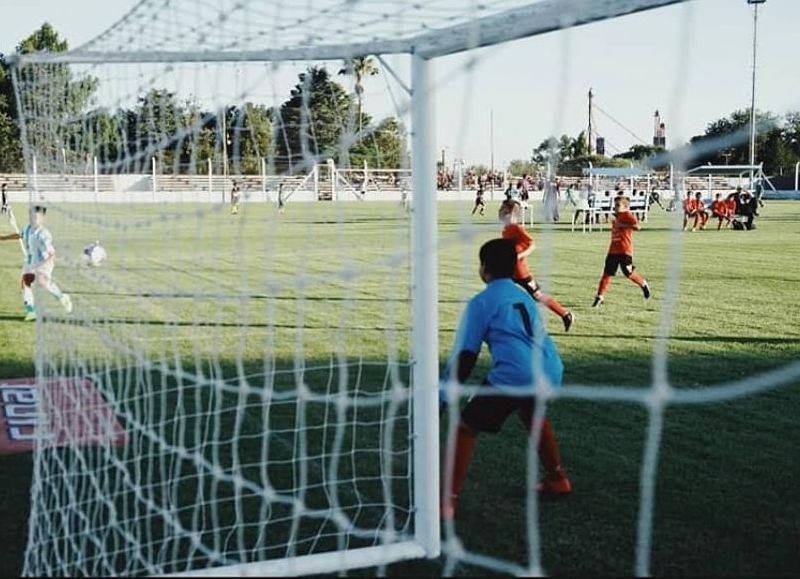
[
  {"x1": 0, "y1": 205, "x2": 72, "y2": 321},
  {"x1": 440, "y1": 238, "x2": 571, "y2": 521}
]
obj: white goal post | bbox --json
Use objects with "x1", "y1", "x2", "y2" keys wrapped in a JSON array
[{"x1": 9, "y1": 1, "x2": 691, "y2": 577}]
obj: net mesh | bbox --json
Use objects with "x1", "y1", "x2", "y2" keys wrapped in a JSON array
[{"x1": 8, "y1": 0, "x2": 799, "y2": 577}]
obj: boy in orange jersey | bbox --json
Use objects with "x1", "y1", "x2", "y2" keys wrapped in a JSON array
[
  {"x1": 682, "y1": 190, "x2": 698, "y2": 231},
  {"x1": 499, "y1": 199, "x2": 575, "y2": 332},
  {"x1": 693, "y1": 191, "x2": 710, "y2": 230},
  {"x1": 592, "y1": 196, "x2": 651, "y2": 307},
  {"x1": 710, "y1": 193, "x2": 731, "y2": 230}
]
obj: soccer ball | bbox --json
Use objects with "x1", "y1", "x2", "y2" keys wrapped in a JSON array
[{"x1": 83, "y1": 241, "x2": 107, "y2": 267}]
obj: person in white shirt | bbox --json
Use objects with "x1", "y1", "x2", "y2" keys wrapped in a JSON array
[{"x1": 0, "y1": 205, "x2": 72, "y2": 321}]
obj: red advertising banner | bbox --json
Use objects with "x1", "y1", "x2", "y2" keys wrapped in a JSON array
[{"x1": 0, "y1": 377, "x2": 127, "y2": 455}]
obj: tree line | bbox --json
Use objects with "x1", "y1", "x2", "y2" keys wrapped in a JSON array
[
  {"x1": 510, "y1": 109, "x2": 800, "y2": 178},
  {"x1": 0, "y1": 24, "x2": 406, "y2": 175},
  {"x1": 3, "y1": 24, "x2": 799, "y2": 181}
]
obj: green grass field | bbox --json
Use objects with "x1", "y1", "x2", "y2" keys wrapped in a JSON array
[{"x1": 0, "y1": 199, "x2": 798, "y2": 576}]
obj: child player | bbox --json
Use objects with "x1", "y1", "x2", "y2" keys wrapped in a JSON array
[
  {"x1": 499, "y1": 199, "x2": 574, "y2": 332},
  {"x1": 693, "y1": 191, "x2": 709, "y2": 230},
  {"x1": 592, "y1": 195, "x2": 650, "y2": 307},
  {"x1": 0, "y1": 205, "x2": 72, "y2": 321},
  {"x1": 471, "y1": 183, "x2": 486, "y2": 216},
  {"x1": 682, "y1": 190, "x2": 698, "y2": 231},
  {"x1": 710, "y1": 193, "x2": 731, "y2": 230},
  {"x1": 230, "y1": 181, "x2": 241, "y2": 215},
  {"x1": 440, "y1": 238, "x2": 572, "y2": 521}
]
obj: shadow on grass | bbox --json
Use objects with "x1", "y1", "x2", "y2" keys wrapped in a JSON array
[{"x1": 2, "y1": 348, "x2": 799, "y2": 577}]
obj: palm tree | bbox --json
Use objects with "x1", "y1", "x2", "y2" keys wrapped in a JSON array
[{"x1": 338, "y1": 56, "x2": 379, "y2": 133}]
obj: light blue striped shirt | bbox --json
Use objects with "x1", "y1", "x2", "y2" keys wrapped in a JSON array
[{"x1": 21, "y1": 224, "x2": 54, "y2": 267}]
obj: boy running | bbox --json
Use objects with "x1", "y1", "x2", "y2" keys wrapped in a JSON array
[
  {"x1": 440, "y1": 238, "x2": 572, "y2": 521},
  {"x1": 0, "y1": 205, "x2": 72, "y2": 321},
  {"x1": 592, "y1": 196, "x2": 651, "y2": 307},
  {"x1": 230, "y1": 181, "x2": 241, "y2": 215},
  {"x1": 499, "y1": 199, "x2": 574, "y2": 332},
  {"x1": 277, "y1": 183, "x2": 285, "y2": 214},
  {"x1": 471, "y1": 184, "x2": 486, "y2": 216}
]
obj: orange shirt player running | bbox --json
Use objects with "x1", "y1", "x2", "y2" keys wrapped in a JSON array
[
  {"x1": 592, "y1": 196, "x2": 651, "y2": 307},
  {"x1": 499, "y1": 200, "x2": 575, "y2": 332}
]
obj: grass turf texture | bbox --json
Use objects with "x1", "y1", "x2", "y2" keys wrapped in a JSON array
[{"x1": 0, "y1": 200, "x2": 798, "y2": 576}]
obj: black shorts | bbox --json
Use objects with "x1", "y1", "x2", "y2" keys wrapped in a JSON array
[
  {"x1": 514, "y1": 277, "x2": 540, "y2": 295},
  {"x1": 603, "y1": 253, "x2": 635, "y2": 277},
  {"x1": 461, "y1": 382, "x2": 536, "y2": 434}
]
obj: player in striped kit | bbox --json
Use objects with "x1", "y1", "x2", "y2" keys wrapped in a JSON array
[{"x1": 0, "y1": 205, "x2": 72, "y2": 321}]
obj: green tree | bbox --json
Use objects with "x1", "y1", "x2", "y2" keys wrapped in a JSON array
[
  {"x1": 0, "y1": 23, "x2": 70, "y2": 171},
  {"x1": 507, "y1": 159, "x2": 536, "y2": 176},
  {"x1": 338, "y1": 56, "x2": 379, "y2": 134},
  {"x1": 689, "y1": 109, "x2": 779, "y2": 169},
  {"x1": 348, "y1": 117, "x2": 406, "y2": 170},
  {"x1": 228, "y1": 102, "x2": 273, "y2": 174},
  {"x1": 276, "y1": 66, "x2": 366, "y2": 173},
  {"x1": 7, "y1": 23, "x2": 98, "y2": 173},
  {"x1": 126, "y1": 89, "x2": 184, "y2": 173}
]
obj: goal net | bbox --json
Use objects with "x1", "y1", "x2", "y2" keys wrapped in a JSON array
[{"x1": 10, "y1": 0, "x2": 797, "y2": 577}]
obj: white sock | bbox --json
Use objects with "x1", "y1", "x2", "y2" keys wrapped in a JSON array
[
  {"x1": 23, "y1": 285, "x2": 35, "y2": 311},
  {"x1": 42, "y1": 279, "x2": 64, "y2": 300}
]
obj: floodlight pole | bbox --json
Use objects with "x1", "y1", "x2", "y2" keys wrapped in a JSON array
[
  {"x1": 490, "y1": 108, "x2": 495, "y2": 176},
  {"x1": 747, "y1": 0, "x2": 766, "y2": 188}
]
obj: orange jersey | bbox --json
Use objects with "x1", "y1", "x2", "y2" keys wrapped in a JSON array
[
  {"x1": 683, "y1": 198, "x2": 697, "y2": 213},
  {"x1": 695, "y1": 198, "x2": 706, "y2": 211},
  {"x1": 502, "y1": 223, "x2": 533, "y2": 280},
  {"x1": 725, "y1": 199, "x2": 737, "y2": 215},
  {"x1": 711, "y1": 200, "x2": 726, "y2": 215},
  {"x1": 608, "y1": 210, "x2": 638, "y2": 256}
]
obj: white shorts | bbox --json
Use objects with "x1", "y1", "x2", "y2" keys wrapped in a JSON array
[{"x1": 23, "y1": 262, "x2": 54, "y2": 280}]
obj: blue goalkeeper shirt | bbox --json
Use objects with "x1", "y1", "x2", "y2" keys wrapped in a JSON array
[{"x1": 448, "y1": 278, "x2": 563, "y2": 390}]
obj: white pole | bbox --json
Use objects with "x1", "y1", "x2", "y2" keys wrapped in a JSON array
[
  {"x1": 629, "y1": 161, "x2": 634, "y2": 193},
  {"x1": 331, "y1": 161, "x2": 337, "y2": 202},
  {"x1": 32, "y1": 156, "x2": 38, "y2": 197},
  {"x1": 410, "y1": 53, "x2": 440, "y2": 559},
  {"x1": 93, "y1": 156, "x2": 99, "y2": 201},
  {"x1": 151, "y1": 157, "x2": 157, "y2": 200},
  {"x1": 490, "y1": 108, "x2": 494, "y2": 178},
  {"x1": 221, "y1": 107, "x2": 227, "y2": 203},
  {"x1": 262, "y1": 158, "x2": 267, "y2": 201},
  {"x1": 207, "y1": 158, "x2": 212, "y2": 198},
  {"x1": 795, "y1": 161, "x2": 799, "y2": 191},
  {"x1": 669, "y1": 163, "x2": 674, "y2": 193},
  {"x1": 61, "y1": 147, "x2": 66, "y2": 175},
  {"x1": 363, "y1": 159, "x2": 368, "y2": 195},
  {"x1": 748, "y1": 0, "x2": 762, "y2": 189}
]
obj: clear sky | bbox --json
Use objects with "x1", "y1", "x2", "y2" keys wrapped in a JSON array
[{"x1": 2, "y1": 0, "x2": 799, "y2": 169}]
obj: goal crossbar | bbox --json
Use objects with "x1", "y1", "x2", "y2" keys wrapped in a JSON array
[{"x1": 9, "y1": 0, "x2": 688, "y2": 65}]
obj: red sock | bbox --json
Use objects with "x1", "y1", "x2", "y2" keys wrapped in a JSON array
[
  {"x1": 597, "y1": 275, "x2": 612, "y2": 297},
  {"x1": 537, "y1": 419, "x2": 564, "y2": 475},
  {"x1": 540, "y1": 293, "x2": 569, "y2": 318},
  {"x1": 628, "y1": 272, "x2": 646, "y2": 287},
  {"x1": 445, "y1": 424, "x2": 478, "y2": 502}
]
